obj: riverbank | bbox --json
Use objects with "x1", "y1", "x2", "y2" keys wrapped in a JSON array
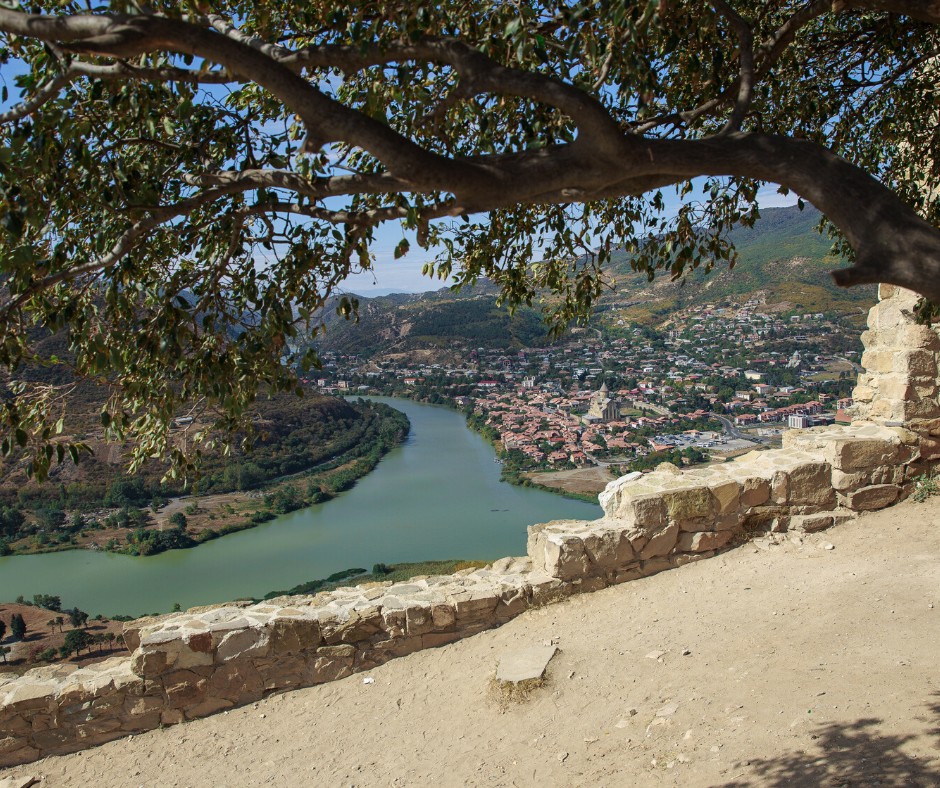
[
  {"x1": 1, "y1": 400, "x2": 409, "y2": 559},
  {"x1": 0, "y1": 398, "x2": 600, "y2": 618},
  {"x1": 365, "y1": 385, "x2": 604, "y2": 504}
]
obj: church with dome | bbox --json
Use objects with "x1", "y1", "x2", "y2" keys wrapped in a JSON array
[{"x1": 583, "y1": 382, "x2": 621, "y2": 424}]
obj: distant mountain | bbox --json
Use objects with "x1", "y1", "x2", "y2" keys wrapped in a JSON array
[
  {"x1": 598, "y1": 205, "x2": 876, "y2": 324},
  {"x1": 313, "y1": 204, "x2": 876, "y2": 359},
  {"x1": 315, "y1": 288, "x2": 551, "y2": 360}
]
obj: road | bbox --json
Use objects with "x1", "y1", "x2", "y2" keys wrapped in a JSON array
[{"x1": 714, "y1": 413, "x2": 764, "y2": 443}]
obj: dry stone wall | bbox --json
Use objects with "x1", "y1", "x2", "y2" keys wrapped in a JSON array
[{"x1": 3, "y1": 285, "x2": 940, "y2": 768}]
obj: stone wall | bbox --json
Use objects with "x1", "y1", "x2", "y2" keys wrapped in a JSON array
[{"x1": 3, "y1": 286, "x2": 940, "y2": 768}]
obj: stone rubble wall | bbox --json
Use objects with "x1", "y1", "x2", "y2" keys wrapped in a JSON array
[{"x1": 3, "y1": 285, "x2": 940, "y2": 768}]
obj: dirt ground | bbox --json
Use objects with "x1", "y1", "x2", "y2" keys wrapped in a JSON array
[
  {"x1": 0, "y1": 604, "x2": 126, "y2": 671},
  {"x1": 5, "y1": 496, "x2": 940, "y2": 787},
  {"x1": 527, "y1": 465, "x2": 617, "y2": 495}
]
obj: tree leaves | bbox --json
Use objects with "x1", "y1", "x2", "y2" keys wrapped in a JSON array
[{"x1": 0, "y1": 1, "x2": 933, "y2": 477}]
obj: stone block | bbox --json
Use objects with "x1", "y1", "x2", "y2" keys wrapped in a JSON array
[
  {"x1": 162, "y1": 669, "x2": 207, "y2": 710},
  {"x1": 267, "y1": 616, "x2": 321, "y2": 655},
  {"x1": 582, "y1": 528, "x2": 634, "y2": 570},
  {"x1": 900, "y1": 324, "x2": 940, "y2": 350},
  {"x1": 256, "y1": 654, "x2": 309, "y2": 691},
  {"x1": 844, "y1": 484, "x2": 900, "y2": 511},
  {"x1": 787, "y1": 463, "x2": 836, "y2": 507},
  {"x1": 919, "y1": 437, "x2": 940, "y2": 460},
  {"x1": 185, "y1": 698, "x2": 234, "y2": 720},
  {"x1": 770, "y1": 471, "x2": 789, "y2": 505},
  {"x1": 421, "y1": 632, "x2": 459, "y2": 649},
  {"x1": 640, "y1": 557, "x2": 672, "y2": 577},
  {"x1": 639, "y1": 522, "x2": 680, "y2": 560},
  {"x1": 608, "y1": 566, "x2": 643, "y2": 585},
  {"x1": 709, "y1": 480, "x2": 741, "y2": 514},
  {"x1": 714, "y1": 513, "x2": 742, "y2": 532},
  {"x1": 673, "y1": 552, "x2": 714, "y2": 567},
  {"x1": 538, "y1": 533, "x2": 591, "y2": 581},
  {"x1": 527, "y1": 577, "x2": 572, "y2": 607},
  {"x1": 831, "y1": 468, "x2": 868, "y2": 492},
  {"x1": 662, "y1": 487, "x2": 715, "y2": 522},
  {"x1": 829, "y1": 438, "x2": 899, "y2": 472},
  {"x1": 430, "y1": 603, "x2": 456, "y2": 630},
  {"x1": 160, "y1": 709, "x2": 184, "y2": 726},
  {"x1": 851, "y1": 384, "x2": 875, "y2": 403},
  {"x1": 130, "y1": 649, "x2": 169, "y2": 680},
  {"x1": 496, "y1": 646, "x2": 557, "y2": 684},
  {"x1": 404, "y1": 604, "x2": 435, "y2": 637},
  {"x1": 215, "y1": 627, "x2": 270, "y2": 663},
  {"x1": 740, "y1": 478, "x2": 770, "y2": 507},
  {"x1": 453, "y1": 593, "x2": 499, "y2": 624},
  {"x1": 677, "y1": 530, "x2": 733, "y2": 552},
  {"x1": 630, "y1": 495, "x2": 667, "y2": 528},
  {"x1": 860, "y1": 349, "x2": 894, "y2": 373},
  {"x1": 206, "y1": 661, "x2": 263, "y2": 703},
  {"x1": 332, "y1": 611, "x2": 385, "y2": 644},
  {"x1": 789, "y1": 514, "x2": 833, "y2": 533},
  {"x1": 496, "y1": 587, "x2": 529, "y2": 620},
  {"x1": 894, "y1": 349, "x2": 937, "y2": 377}
]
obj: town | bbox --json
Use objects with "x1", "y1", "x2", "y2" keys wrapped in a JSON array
[{"x1": 306, "y1": 298, "x2": 862, "y2": 477}]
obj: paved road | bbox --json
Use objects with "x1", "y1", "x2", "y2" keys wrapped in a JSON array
[{"x1": 714, "y1": 414, "x2": 764, "y2": 443}]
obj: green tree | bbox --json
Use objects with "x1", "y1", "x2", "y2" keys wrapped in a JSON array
[
  {"x1": 0, "y1": 2, "x2": 937, "y2": 475},
  {"x1": 62, "y1": 628, "x2": 92, "y2": 657},
  {"x1": 10, "y1": 613, "x2": 26, "y2": 640},
  {"x1": 68, "y1": 609, "x2": 88, "y2": 629},
  {"x1": 0, "y1": 619, "x2": 6, "y2": 642}
]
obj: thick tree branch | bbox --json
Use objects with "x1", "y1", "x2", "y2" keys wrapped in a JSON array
[
  {"x1": 0, "y1": 9, "x2": 476, "y2": 187},
  {"x1": 285, "y1": 37, "x2": 625, "y2": 154},
  {"x1": 834, "y1": 0, "x2": 940, "y2": 23}
]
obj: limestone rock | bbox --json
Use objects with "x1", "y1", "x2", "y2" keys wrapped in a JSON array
[
  {"x1": 844, "y1": 484, "x2": 900, "y2": 511},
  {"x1": 495, "y1": 646, "x2": 558, "y2": 684}
]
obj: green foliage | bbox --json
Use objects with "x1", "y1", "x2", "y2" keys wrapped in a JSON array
[
  {"x1": 67, "y1": 608, "x2": 88, "y2": 628},
  {"x1": 168, "y1": 511, "x2": 187, "y2": 529},
  {"x1": 912, "y1": 473, "x2": 940, "y2": 503},
  {"x1": 629, "y1": 446, "x2": 709, "y2": 473},
  {"x1": 62, "y1": 628, "x2": 91, "y2": 656},
  {"x1": 0, "y1": 2, "x2": 932, "y2": 474},
  {"x1": 9, "y1": 613, "x2": 26, "y2": 640},
  {"x1": 34, "y1": 507, "x2": 65, "y2": 531},
  {"x1": 32, "y1": 593, "x2": 61, "y2": 612}
]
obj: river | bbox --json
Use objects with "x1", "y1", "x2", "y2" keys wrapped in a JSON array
[{"x1": 0, "y1": 398, "x2": 600, "y2": 616}]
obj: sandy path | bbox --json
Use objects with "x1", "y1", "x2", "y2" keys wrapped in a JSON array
[{"x1": 5, "y1": 497, "x2": 940, "y2": 787}]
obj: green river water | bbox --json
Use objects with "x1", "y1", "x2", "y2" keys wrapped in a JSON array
[{"x1": 0, "y1": 398, "x2": 600, "y2": 616}]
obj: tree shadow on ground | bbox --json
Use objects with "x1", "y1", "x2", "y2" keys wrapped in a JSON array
[{"x1": 720, "y1": 694, "x2": 940, "y2": 787}]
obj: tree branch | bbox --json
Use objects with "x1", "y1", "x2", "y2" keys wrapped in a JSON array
[
  {"x1": 712, "y1": 0, "x2": 755, "y2": 134},
  {"x1": 833, "y1": 0, "x2": 940, "y2": 24}
]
